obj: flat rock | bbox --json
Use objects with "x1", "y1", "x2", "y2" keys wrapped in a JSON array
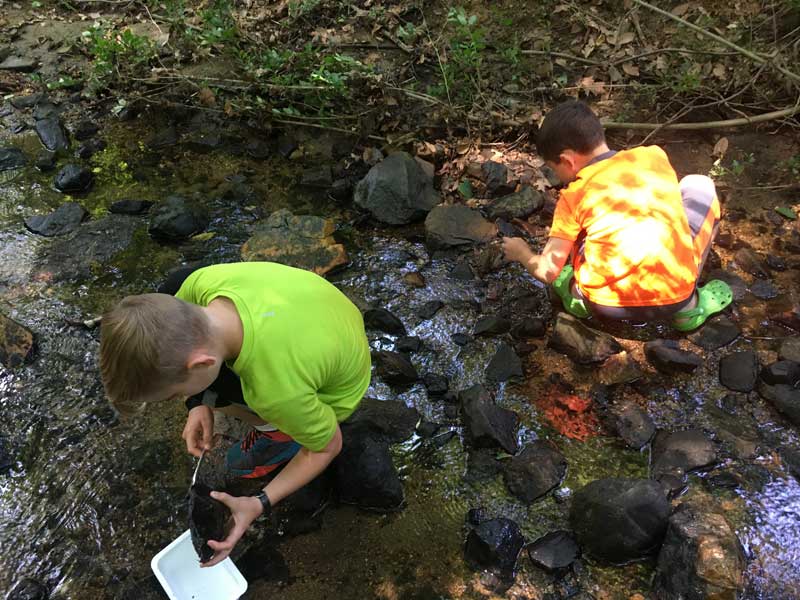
[
  {"x1": 9, "y1": 93, "x2": 44, "y2": 109},
  {"x1": 606, "y1": 399, "x2": 655, "y2": 450},
  {"x1": 706, "y1": 269, "x2": 747, "y2": 301},
  {"x1": 651, "y1": 429, "x2": 717, "y2": 478},
  {"x1": 24, "y1": 202, "x2": 87, "y2": 236},
  {"x1": 394, "y1": 336, "x2": 421, "y2": 353},
  {"x1": 465, "y1": 449, "x2": 503, "y2": 483},
  {"x1": 0, "y1": 56, "x2": 38, "y2": 72},
  {"x1": 761, "y1": 360, "x2": 800, "y2": 386},
  {"x1": 719, "y1": 350, "x2": 758, "y2": 392},
  {"x1": 750, "y1": 279, "x2": 779, "y2": 300},
  {"x1": 460, "y1": 384, "x2": 519, "y2": 454},
  {"x1": 502, "y1": 441, "x2": 567, "y2": 503},
  {"x1": 526, "y1": 531, "x2": 580, "y2": 572},
  {"x1": 599, "y1": 351, "x2": 643, "y2": 385},
  {"x1": 374, "y1": 350, "x2": 418, "y2": 386},
  {"x1": 342, "y1": 398, "x2": 419, "y2": 443},
  {"x1": 0, "y1": 147, "x2": 27, "y2": 171},
  {"x1": 0, "y1": 313, "x2": 34, "y2": 368},
  {"x1": 481, "y1": 161, "x2": 516, "y2": 196},
  {"x1": 512, "y1": 317, "x2": 546, "y2": 339},
  {"x1": 487, "y1": 186, "x2": 544, "y2": 220},
  {"x1": 425, "y1": 204, "x2": 497, "y2": 249},
  {"x1": 364, "y1": 308, "x2": 406, "y2": 335},
  {"x1": 34, "y1": 117, "x2": 69, "y2": 153},
  {"x1": 148, "y1": 196, "x2": 209, "y2": 240},
  {"x1": 772, "y1": 306, "x2": 800, "y2": 332},
  {"x1": 688, "y1": 316, "x2": 740, "y2": 350},
  {"x1": 464, "y1": 517, "x2": 525, "y2": 578},
  {"x1": 485, "y1": 342, "x2": 523, "y2": 382},
  {"x1": 417, "y1": 299, "x2": 444, "y2": 320},
  {"x1": 241, "y1": 209, "x2": 347, "y2": 276},
  {"x1": 757, "y1": 382, "x2": 800, "y2": 427},
  {"x1": 734, "y1": 247, "x2": 770, "y2": 278},
  {"x1": 54, "y1": 164, "x2": 93, "y2": 193},
  {"x1": 549, "y1": 313, "x2": 623, "y2": 364},
  {"x1": 779, "y1": 337, "x2": 800, "y2": 362},
  {"x1": 334, "y1": 429, "x2": 404, "y2": 511},
  {"x1": 423, "y1": 372, "x2": 449, "y2": 395},
  {"x1": 109, "y1": 199, "x2": 154, "y2": 215},
  {"x1": 474, "y1": 315, "x2": 511, "y2": 337},
  {"x1": 644, "y1": 339, "x2": 703, "y2": 374}
]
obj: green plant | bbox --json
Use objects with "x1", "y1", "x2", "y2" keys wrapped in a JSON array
[
  {"x1": 442, "y1": 7, "x2": 487, "y2": 102},
  {"x1": 288, "y1": 0, "x2": 321, "y2": 19},
  {"x1": 397, "y1": 22, "x2": 419, "y2": 45},
  {"x1": 82, "y1": 23, "x2": 156, "y2": 90},
  {"x1": 709, "y1": 152, "x2": 755, "y2": 180},
  {"x1": 783, "y1": 154, "x2": 800, "y2": 177}
]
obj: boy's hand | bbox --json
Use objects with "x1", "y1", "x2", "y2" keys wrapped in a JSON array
[
  {"x1": 182, "y1": 405, "x2": 214, "y2": 457},
  {"x1": 501, "y1": 237, "x2": 534, "y2": 265},
  {"x1": 201, "y1": 492, "x2": 263, "y2": 568}
]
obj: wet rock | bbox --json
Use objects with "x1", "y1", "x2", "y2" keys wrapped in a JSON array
[
  {"x1": 188, "y1": 483, "x2": 230, "y2": 562},
  {"x1": 549, "y1": 313, "x2": 624, "y2": 364},
  {"x1": 184, "y1": 130, "x2": 222, "y2": 153},
  {"x1": 113, "y1": 574, "x2": 168, "y2": 600},
  {"x1": 761, "y1": 360, "x2": 800, "y2": 386},
  {"x1": 606, "y1": 400, "x2": 655, "y2": 450},
  {"x1": 570, "y1": 478, "x2": 670, "y2": 563},
  {"x1": 10, "y1": 92, "x2": 44, "y2": 109},
  {"x1": 526, "y1": 531, "x2": 580, "y2": 572},
  {"x1": 334, "y1": 429, "x2": 404, "y2": 511},
  {"x1": 353, "y1": 152, "x2": 439, "y2": 224},
  {"x1": 130, "y1": 439, "x2": 172, "y2": 474},
  {"x1": 24, "y1": 202, "x2": 88, "y2": 237},
  {"x1": 416, "y1": 420, "x2": 440, "y2": 438},
  {"x1": 512, "y1": 317, "x2": 546, "y2": 339},
  {"x1": 464, "y1": 517, "x2": 525, "y2": 578},
  {"x1": 54, "y1": 164, "x2": 93, "y2": 193},
  {"x1": 779, "y1": 337, "x2": 800, "y2": 362},
  {"x1": 147, "y1": 125, "x2": 178, "y2": 149},
  {"x1": 653, "y1": 507, "x2": 745, "y2": 600},
  {"x1": 481, "y1": 161, "x2": 516, "y2": 196},
  {"x1": 403, "y1": 271, "x2": 426, "y2": 288},
  {"x1": 474, "y1": 315, "x2": 511, "y2": 337},
  {"x1": 450, "y1": 260, "x2": 475, "y2": 281},
  {"x1": 765, "y1": 254, "x2": 787, "y2": 271},
  {"x1": 452, "y1": 332, "x2": 472, "y2": 346},
  {"x1": 0, "y1": 56, "x2": 38, "y2": 72},
  {"x1": 34, "y1": 150, "x2": 56, "y2": 172},
  {"x1": 5, "y1": 578, "x2": 48, "y2": 600},
  {"x1": 599, "y1": 351, "x2": 643, "y2": 386},
  {"x1": 423, "y1": 372, "x2": 449, "y2": 395},
  {"x1": 658, "y1": 471, "x2": 689, "y2": 500},
  {"x1": 148, "y1": 196, "x2": 209, "y2": 240},
  {"x1": 781, "y1": 447, "x2": 800, "y2": 481},
  {"x1": 486, "y1": 343, "x2": 523, "y2": 382},
  {"x1": 300, "y1": 165, "x2": 333, "y2": 188},
  {"x1": 395, "y1": 336, "x2": 421, "y2": 353},
  {"x1": 688, "y1": 316, "x2": 740, "y2": 350},
  {"x1": 328, "y1": 177, "x2": 354, "y2": 202},
  {"x1": 503, "y1": 441, "x2": 567, "y2": 503},
  {"x1": 487, "y1": 186, "x2": 544, "y2": 220},
  {"x1": 772, "y1": 306, "x2": 800, "y2": 332},
  {"x1": 109, "y1": 199, "x2": 154, "y2": 215},
  {"x1": 364, "y1": 308, "x2": 406, "y2": 335},
  {"x1": 425, "y1": 205, "x2": 497, "y2": 249},
  {"x1": 465, "y1": 449, "x2": 503, "y2": 483},
  {"x1": 33, "y1": 102, "x2": 60, "y2": 121},
  {"x1": 35, "y1": 117, "x2": 69, "y2": 153},
  {"x1": 241, "y1": 209, "x2": 347, "y2": 276},
  {"x1": 719, "y1": 350, "x2": 758, "y2": 392},
  {"x1": 343, "y1": 397, "x2": 418, "y2": 443},
  {"x1": 235, "y1": 542, "x2": 289, "y2": 584},
  {"x1": 644, "y1": 339, "x2": 703, "y2": 374},
  {"x1": 0, "y1": 147, "x2": 27, "y2": 171},
  {"x1": 475, "y1": 243, "x2": 504, "y2": 275},
  {"x1": 460, "y1": 384, "x2": 519, "y2": 454},
  {"x1": 75, "y1": 138, "x2": 107, "y2": 160},
  {"x1": 72, "y1": 120, "x2": 100, "y2": 141},
  {"x1": 757, "y1": 382, "x2": 800, "y2": 426},
  {"x1": 417, "y1": 300, "x2": 444, "y2": 320},
  {"x1": 706, "y1": 269, "x2": 747, "y2": 301},
  {"x1": 374, "y1": 350, "x2": 418, "y2": 385},
  {"x1": 750, "y1": 279, "x2": 779, "y2": 300},
  {"x1": 734, "y1": 248, "x2": 769, "y2": 278},
  {"x1": 651, "y1": 430, "x2": 717, "y2": 478}
]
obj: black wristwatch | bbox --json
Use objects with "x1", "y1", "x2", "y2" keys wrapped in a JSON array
[{"x1": 254, "y1": 491, "x2": 272, "y2": 519}]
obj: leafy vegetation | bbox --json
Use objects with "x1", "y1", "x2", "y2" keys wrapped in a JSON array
[{"x1": 81, "y1": 23, "x2": 156, "y2": 91}]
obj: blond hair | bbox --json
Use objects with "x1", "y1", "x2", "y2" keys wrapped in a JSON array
[{"x1": 99, "y1": 293, "x2": 209, "y2": 416}]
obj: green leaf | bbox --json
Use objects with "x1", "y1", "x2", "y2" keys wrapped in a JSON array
[
  {"x1": 457, "y1": 179, "x2": 473, "y2": 199},
  {"x1": 32, "y1": 0, "x2": 42, "y2": 7},
  {"x1": 775, "y1": 206, "x2": 797, "y2": 220}
]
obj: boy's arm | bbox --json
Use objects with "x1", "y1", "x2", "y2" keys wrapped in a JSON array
[{"x1": 502, "y1": 236, "x2": 573, "y2": 284}]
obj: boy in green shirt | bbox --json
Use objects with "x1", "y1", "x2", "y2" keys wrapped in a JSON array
[{"x1": 99, "y1": 262, "x2": 371, "y2": 567}]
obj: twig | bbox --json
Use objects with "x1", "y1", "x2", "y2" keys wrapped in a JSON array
[
  {"x1": 604, "y1": 103, "x2": 800, "y2": 130},
  {"x1": 272, "y1": 118, "x2": 387, "y2": 142},
  {"x1": 519, "y1": 49, "x2": 603, "y2": 66},
  {"x1": 608, "y1": 47, "x2": 740, "y2": 67}
]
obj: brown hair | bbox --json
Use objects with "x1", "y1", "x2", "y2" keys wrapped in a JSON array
[
  {"x1": 536, "y1": 100, "x2": 606, "y2": 163},
  {"x1": 99, "y1": 293, "x2": 209, "y2": 416}
]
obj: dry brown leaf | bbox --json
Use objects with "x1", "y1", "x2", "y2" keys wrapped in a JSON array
[
  {"x1": 672, "y1": 3, "x2": 690, "y2": 16},
  {"x1": 197, "y1": 87, "x2": 216, "y2": 107},
  {"x1": 224, "y1": 101, "x2": 235, "y2": 117},
  {"x1": 712, "y1": 137, "x2": 729, "y2": 158},
  {"x1": 712, "y1": 63, "x2": 726, "y2": 78},
  {"x1": 617, "y1": 31, "x2": 636, "y2": 45},
  {"x1": 608, "y1": 65, "x2": 623, "y2": 82},
  {"x1": 621, "y1": 63, "x2": 640, "y2": 77},
  {"x1": 579, "y1": 76, "x2": 606, "y2": 96}
]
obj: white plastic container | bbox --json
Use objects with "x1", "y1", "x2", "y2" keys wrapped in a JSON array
[{"x1": 151, "y1": 529, "x2": 248, "y2": 600}]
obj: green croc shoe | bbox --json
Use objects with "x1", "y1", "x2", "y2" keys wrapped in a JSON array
[
  {"x1": 552, "y1": 265, "x2": 590, "y2": 319},
  {"x1": 672, "y1": 280, "x2": 733, "y2": 332}
]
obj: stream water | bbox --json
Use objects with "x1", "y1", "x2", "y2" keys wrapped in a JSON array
[{"x1": 1, "y1": 105, "x2": 799, "y2": 600}]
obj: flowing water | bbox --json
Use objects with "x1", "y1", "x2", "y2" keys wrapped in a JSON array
[{"x1": 1, "y1": 107, "x2": 799, "y2": 599}]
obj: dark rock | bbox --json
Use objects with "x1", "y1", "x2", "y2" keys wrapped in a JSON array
[
  {"x1": 276, "y1": 135, "x2": 297, "y2": 158},
  {"x1": 570, "y1": 478, "x2": 670, "y2": 563},
  {"x1": 549, "y1": 313, "x2": 624, "y2": 364},
  {"x1": 487, "y1": 186, "x2": 544, "y2": 220},
  {"x1": 474, "y1": 315, "x2": 511, "y2": 337},
  {"x1": 33, "y1": 102, "x2": 59, "y2": 121},
  {"x1": 651, "y1": 430, "x2": 717, "y2": 478},
  {"x1": 148, "y1": 196, "x2": 209, "y2": 240},
  {"x1": 719, "y1": 350, "x2": 758, "y2": 392},
  {"x1": 113, "y1": 574, "x2": 168, "y2": 600},
  {"x1": 644, "y1": 339, "x2": 703, "y2": 374},
  {"x1": 705, "y1": 269, "x2": 747, "y2": 301},
  {"x1": 779, "y1": 337, "x2": 800, "y2": 362},
  {"x1": 0, "y1": 147, "x2": 27, "y2": 171},
  {"x1": 734, "y1": 248, "x2": 770, "y2": 278},
  {"x1": 416, "y1": 420, "x2": 440, "y2": 438},
  {"x1": 342, "y1": 397, "x2": 418, "y2": 443},
  {"x1": 374, "y1": 350, "x2": 418, "y2": 385},
  {"x1": 0, "y1": 56, "x2": 38, "y2": 72},
  {"x1": 765, "y1": 254, "x2": 787, "y2": 271},
  {"x1": 417, "y1": 300, "x2": 444, "y2": 320},
  {"x1": 72, "y1": 120, "x2": 100, "y2": 141},
  {"x1": 147, "y1": 125, "x2": 178, "y2": 149},
  {"x1": 130, "y1": 440, "x2": 172, "y2": 474},
  {"x1": 24, "y1": 202, "x2": 88, "y2": 236},
  {"x1": 54, "y1": 164, "x2": 93, "y2": 193},
  {"x1": 432, "y1": 429, "x2": 457, "y2": 447},
  {"x1": 512, "y1": 317, "x2": 546, "y2": 339},
  {"x1": 0, "y1": 435, "x2": 13, "y2": 473},
  {"x1": 353, "y1": 152, "x2": 439, "y2": 224},
  {"x1": 750, "y1": 279, "x2": 779, "y2": 300},
  {"x1": 658, "y1": 471, "x2": 689, "y2": 500},
  {"x1": 467, "y1": 507, "x2": 488, "y2": 526},
  {"x1": 423, "y1": 372, "x2": 449, "y2": 395},
  {"x1": 526, "y1": 531, "x2": 580, "y2": 572},
  {"x1": 188, "y1": 483, "x2": 230, "y2": 562},
  {"x1": 465, "y1": 449, "x2": 503, "y2": 483},
  {"x1": 34, "y1": 150, "x2": 56, "y2": 172},
  {"x1": 599, "y1": 351, "x2": 644, "y2": 385},
  {"x1": 761, "y1": 360, "x2": 800, "y2": 386},
  {"x1": 606, "y1": 400, "x2": 655, "y2": 450},
  {"x1": 464, "y1": 517, "x2": 525, "y2": 577},
  {"x1": 452, "y1": 332, "x2": 472, "y2": 346},
  {"x1": 184, "y1": 130, "x2": 222, "y2": 153},
  {"x1": 688, "y1": 316, "x2": 740, "y2": 350},
  {"x1": 481, "y1": 161, "x2": 516, "y2": 196},
  {"x1": 757, "y1": 382, "x2": 800, "y2": 426},
  {"x1": 486, "y1": 343, "x2": 523, "y2": 382},
  {"x1": 240, "y1": 209, "x2": 347, "y2": 276},
  {"x1": 364, "y1": 308, "x2": 406, "y2": 335},
  {"x1": 75, "y1": 138, "x2": 107, "y2": 160},
  {"x1": 5, "y1": 578, "x2": 48, "y2": 600},
  {"x1": 395, "y1": 336, "x2": 421, "y2": 353},
  {"x1": 300, "y1": 166, "x2": 333, "y2": 188},
  {"x1": 334, "y1": 430, "x2": 404, "y2": 511},
  {"x1": 235, "y1": 543, "x2": 289, "y2": 584},
  {"x1": 450, "y1": 260, "x2": 475, "y2": 281},
  {"x1": 780, "y1": 447, "x2": 800, "y2": 481},
  {"x1": 653, "y1": 507, "x2": 745, "y2": 600},
  {"x1": 10, "y1": 93, "x2": 44, "y2": 109},
  {"x1": 109, "y1": 199, "x2": 154, "y2": 215},
  {"x1": 35, "y1": 117, "x2": 69, "y2": 153},
  {"x1": 425, "y1": 204, "x2": 497, "y2": 249},
  {"x1": 772, "y1": 306, "x2": 800, "y2": 332},
  {"x1": 459, "y1": 384, "x2": 519, "y2": 454},
  {"x1": 503, "y1": 441, "x2": 567, "y2": 503},
  {"x1": 329, "y1": 178, "x2": 354, "y2": 202}
]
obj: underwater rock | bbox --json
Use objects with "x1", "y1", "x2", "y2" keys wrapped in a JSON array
[
  {"x1": 761, "y1": 360, "x2": 800, "y2": 386},
  {"x1": 0, "y1": 147, "x2": 27, "y2": 171},
  {"x1": 34, "y1": 150, "x2": 56, "y2": 172},
  {"x1": 464, "y1": 517, "x2": 525, "y2": 578},
  {"x1": 487, "y1": 185, "x2": 544, "y2": 219},
  {"x1": 0, "y1": 313, "x2": 34, "y2": 369},
  {"x1": 423, "y1": 372, "x2": 449, "y2": 396},
  {"x1": 35, "y1": 117, "x2": 69, "y2": 153},
  {"x1": 417, "y1": 299, "x2": 444, "y2": 320},
  {"x1": 644, "y1": 339, "x2": 703, "y2": 374},
  {"x1": 719, "y1": 350, "x2": 759, "y2": 392},
  {"x1": 188, "y1": 483, "x2": 230, "y2": 563},
  {"x1": 598, "y1": 351, "x2": 643, "y2": 385},
  {"x1": 54, "y1": 164, "x2": 93, "y2": 193},
  {"x1": 772, "y1": 306, "x2": 800, "y2": 332},
  {"x1": 526, "y1": 531, "x2": 580, "y2": 572},
  {"x1": 24, "y1": 202, "x2": 88, "y2": 237},
  {"x1": 109, "y1": 199, "x2": 154, "y2": 215},
  {"x1": 651, "y1": 430, "x2": 717, "y2": 478},
  {"x1": 425, "y1": 204, "x2": 497, "y2": 249},
  {"x1": 241, "y1": 209, "x2": 347, "y2": 276},
  {"x1": 334, "y1": 429, "x2": 404, "y2": 511},
  {"x1": 779, "y1": 337, "x2": 800, "y2": 362},
  {"x1": 653, "y1": 507, "x2": 745, "y2": 600},
  {"x1": 571, "y1": 478, "x2": 670, "y2": 564},
  {"x1": 363, "y1": 308, "x2": 406, "y2": 336},
  {"x1": 6, "y1": 578, "x2": 49, "y2": 600},
  {"x1": 75, "y1": 138, "x2": 106, "y2": 160},
  {"x1": 450, "y1": 260, "x2": 475, "y2": 280},
  {"x1": 342, "y1": 397, "x2": 418, "y2": 443},
  {"x1": 481, "y1": 161, "x2": 516, "y2": 197},
  {"x1": 502, "y1": 441, "x2": 567, "y2": 503},
  {"x1": 549, "y1": 313, "x2": 624, "y2": 364},
  {"x1": 146, "y1": 124, "x2": 178, "y2": 149},
  {"x1": 374, "y1": 350, "x2": 418, "y2": 386},
  {"x1": 605, "y1": 399, "x2": 655, "y2": 450},
  {"x1": 750, "y1": 279, "x2": 779, "y2": 300},
  {"x1": 148, "y1": 196, "x2": 209, "y2": 241},
  {"x1": 688, "y1": 316, "x2": 740, "y2": 350},
  {"x1": 757, "y1": 382, "x2": 800, "y2": 427},
  {"x1": 734, "y1": 247, "x2": 770, "y2": 278},
  {"x1": 485, "y1": 342, "x2": 523, "y2": 382},
  {"x1": 512, "y1": 317, "x2": 546, "y2": 339},
  {"x1": 71, "y1": 119, "x2": 100, "y2": 141},
  {"x1": 395, "y1": 336, "x2": 421, "y2": 353},
  {"x1": 459, "y1": 384, "x2": 519, "y2": 454},
  {"x1": 465, "y1": 449, "x2": 503, "y2": 483},
  {"x1": 353, "y1": 152, "x2": 439, "y2": 224},
  {"x1": 473, "y1": 315, "x2": 511, "y2": 337}
]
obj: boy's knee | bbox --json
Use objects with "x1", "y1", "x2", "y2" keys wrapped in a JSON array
[{"x1": 679, "y1": 174, "x2": 716, "y2": 198}]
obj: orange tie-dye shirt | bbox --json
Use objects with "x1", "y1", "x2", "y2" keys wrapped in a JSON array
[{"x1": 549, "y1": 146, "x2": 697, "y2": 308}]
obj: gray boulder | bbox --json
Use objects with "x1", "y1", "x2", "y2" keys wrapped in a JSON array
[
  {"x1": 464, "y1": 517, "x2": 525, "y2": 578},
  {"x1": 651, "y1": 430, "x2": 717, "y2": 478},
  {"x1": 487, "y1": 186, "x2": 544, "y2": 220},
  {"x1": 485, "y1": 343, "x2": 523, "y2": 382},
  {"x1": 24, "y1": 202, "x2": 87, "y2": 236},
  {"x1": 549, "y1": 313, "x2": 623, "y2": 364},
  {"x1": 719, "y1": 350, "x2": 758, "y2": 392},
  {"x1": 502, "y1": 441, "x2": 566, "y2": 503},
  {"x1": 644, "y1": 339, "x2": 703, "y2": 374},
  {"x1": 0, "y1": 147, "x2": 27, "y2": 171},
  {"x1": 460, "y1": 384, "x2": 519, "y2": 454},
  {"x1": 424, "y1": 204, "x2": 497, "y2": 249},
  {"x1": 148, "y1": 196, "x2": 209, "y2": 240}
]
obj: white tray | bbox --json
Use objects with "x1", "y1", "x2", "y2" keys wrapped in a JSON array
[{"x1": 151, "y1": 529, "x2": 248, "y2": 600}]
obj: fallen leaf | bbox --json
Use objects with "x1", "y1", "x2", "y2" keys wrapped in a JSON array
[
  {"x1": 622, "y1": 62, "x2": 639, "y2": 77},
  {"x1": 197, "y1": 87, "x2": 216, "y2": 107},
  {"x1": 458, "y1": 180, "x2": 474, "y2": 199},
  {"x1": 712, "y1": 137, "x2": 729, "y2": 158},
  {"x1": 617, "y1": 31, "x2": 635, "y2": 45},
  {"x1": 672, "y1": 3, "x2": 690, "y2": 16},
  {"x1": 775, "y1": 206, "x2": 797, "y2": 220},
  {"x1": 191, "y1": 232, "x2": 215, "y2": 242},
  {"x1": 713, "y1": 63, "x2": 726, "y2": 78},
  {"x1": 579, "y1": 76, "x2": 607, "y2": 96}
]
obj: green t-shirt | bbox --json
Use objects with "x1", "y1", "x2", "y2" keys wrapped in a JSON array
[{"x1": 176, "y1": 262, "x2": 371, "y2": 451}]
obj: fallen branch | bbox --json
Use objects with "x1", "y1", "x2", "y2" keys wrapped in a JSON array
[
  {"x1": 604, "y1": 103, "x2": 800, "y2": 130},
  {"x1": 519, "y1": 49, "x2": 603, "y2": 67}
]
